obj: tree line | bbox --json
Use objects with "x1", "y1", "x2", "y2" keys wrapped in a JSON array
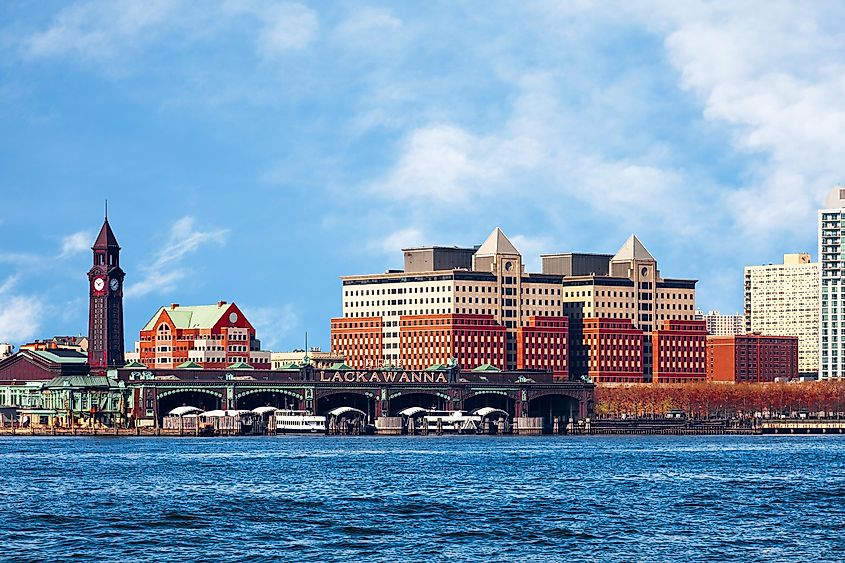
[{"x1": 594, "y1": 382, "x2": 845, "y2": 418}]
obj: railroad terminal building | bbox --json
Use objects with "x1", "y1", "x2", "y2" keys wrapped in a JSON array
[{"x1": 332, "y1": 228, "x2": 706, "y2": 384}]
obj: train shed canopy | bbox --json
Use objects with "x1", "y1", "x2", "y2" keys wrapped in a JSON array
[
  {"x1": 168, "y1": 406, "x2": 202, "y2": 416},
  {"x1": 398, "y1": 407, "x2": 428, "y2": 417}
]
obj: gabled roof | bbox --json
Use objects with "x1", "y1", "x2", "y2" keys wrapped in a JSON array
[
  {"x1": 425, "y1": 363, "x2": 446, "y2": 371},
  {"x1": 142, "y1": 303, "x2": 239, "y2": 331},
  {"x1": 177, "y1": 361, "x2": 203, "y2": 369},
  {"x1": 31, "y1": 350, "x2": 88, "y2": 364},
  {"x1": 472, "y1": 363, "x2": 502, "y2": 372},
  {"x1": 330, "y1": 362, "x2": 353, "y2": 370},
  {"x1": 227, "y1": 361, "x2": 254, "y2": 370},
  {"x1": 124, "y1": 360, "x2": 147, "y2": 368},
  {"x1": 474, "y1": 228, "x2": 520, "y2": 257},
  {"x1": 611, "y1": 235, "x2": 655, "y2": 262},
  {"x1": 93, "y1": 218, "x2": 120, "y2": 250}
]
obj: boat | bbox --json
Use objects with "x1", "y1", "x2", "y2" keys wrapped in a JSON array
[{"x1": 273, "y1": 410, "x2": 327, "y2": 433}]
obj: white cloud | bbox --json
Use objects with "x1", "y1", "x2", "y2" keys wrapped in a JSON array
[
  {"x1": 124, "y1": 216, "x2": 228, "y2": 299},
  {"x1": 369, "y1": 227, "x2": 427, "y2": 255},
  {"x1": 0, "y1": 276, "x2": 45, "y2": 344},
  {"x1": 655, "y1": 2, "x2": 845, "y2": 237},
  {"x1": 241, "y1": 304, "x2": 299, "y2": 350},
  {"x1": 25, "y1": 0, "x2": 176, "y2": 62},
  {"x1": 59, "y1": 231, "x2": 92, "y2": 258},
  {"x1": 510, "y1": 234, "x2": 554, "y2": 273},
  {"x1": 246, "y1": 2, "x2": 318, "y2": 58},
  {"x1": 336, "y1": 7, "x2": 402, "y2": 47}
]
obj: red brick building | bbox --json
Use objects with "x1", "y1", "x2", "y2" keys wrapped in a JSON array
[
  {"x1": 330, "y1": 317, "x2": 384, "y2": 369},
  {"x1": 706, "y1": 334, "x2": 799, "y2": 383},
  {"x1": 136, "y1": 302, "x2": 270, "y2": 370},
  {"x1": 582, "y1": 318, "x2": 644, "y2": 383},
  {"x1": 516, "y1": 316, "x2": 568, "y2": 379},
  {"x1": 396, "y1": 314, "x2": 507, "y2": 371},
  {"x1": 652, "y1": 320, "x2": 707, "y2": 383}
]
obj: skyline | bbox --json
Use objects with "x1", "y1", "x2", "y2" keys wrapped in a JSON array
[{"x1": 2, "y1": 1, "x2": 844, "y2": 350}]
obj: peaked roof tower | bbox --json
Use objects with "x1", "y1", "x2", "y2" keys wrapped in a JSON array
[
  {"x1": 474, "y1": 227, "x2": 520, "y2": 256},
  {"x1": 93, "y1": 218, "x2": 120, "y2": 250},
  {"x1": 611, "y1": 235, "x2": 655, "y2": 263}
]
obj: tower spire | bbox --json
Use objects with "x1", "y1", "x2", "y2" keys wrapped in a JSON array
[{"x1": 105, "y1": 199, "x2": 108, "y2": 221}]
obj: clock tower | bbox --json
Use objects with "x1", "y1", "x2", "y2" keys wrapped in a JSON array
[{"x1": 88, "y1": 212, "x2": 125, "y2": 373}]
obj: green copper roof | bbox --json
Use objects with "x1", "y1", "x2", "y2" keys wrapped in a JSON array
[
  {"x1": 124, "y1": 360, "x2": 147, "y2": 368},
  {"x1": 330, "y1": 362, "x2": 353, "y2": 370},
  {"x1": 142, "y1": 303, "x2": 236, "y2": 331},
  {"x1": 227, "y1": 361, "x2": 254, "y2": 370},
  {"x1": 46, "y1": 375, "x2": 121, "y2": 389},
  {"x1": 278, "y1": 362, "x2": 300, "y2": 370},
  {"x1": 425, "y1": 363, "x2": 446, "y2": 371},
  {"x1": 177, "y1": 361, "x2": 203, "y2": 369},
  {"x1": 472, "y1": 363, "x2": 502, "y2": 372},
  {"x1": 31, "y1": 350, "x2": 88, "y2": 364}
]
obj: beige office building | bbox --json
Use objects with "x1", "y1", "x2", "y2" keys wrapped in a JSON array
[
  {"x1": 337, "y1": 228, "x2": 566, "y2": 368},
  {"x1": 696, "y1": 310, "x2": 745, "y2": 336},
  {"x1": 744, "y1": 253, "x2": 819, "y2": 376},
  {"x1": 559, "y1": 236, "x2": 698, "y2": 380}
]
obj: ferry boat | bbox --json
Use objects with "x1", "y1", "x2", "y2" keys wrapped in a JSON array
[{"x1": 273, "y1": 410, "x2": 327, "y2": 433}]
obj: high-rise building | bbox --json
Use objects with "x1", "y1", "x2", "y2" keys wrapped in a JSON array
[
  {"x1": 695, "y1": 310, "x2": 745, "y2": 336},
  {"x1": 333, "y1": 228, "x2": 566, "y2": 374},
  {"x1": 744, "y1": 253, "x2": 819, "y2": 376},
  {"x1": 332, "y1": 228, "x2": 700, "y2": 383},
  {"x1": 562, "y1": 235, "x2": 699, "y2": 382},
  {"x1": 819, "y1": 187, "x2": 845, "y2": 379}
]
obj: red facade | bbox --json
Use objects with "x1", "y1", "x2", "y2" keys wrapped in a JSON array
[
  {"x1": 652, "y1": 320, "x2": 707, "y2": 384},
  {"x1": 330, "y1": 317, "x2": 384, "y2": 369},
  {"x1": 138, "y1": 302, "x2": 269, "y2": 370},
  {"x1": 707, "y1": 334, "x2": 799, "y2": 383},
  {"x1": 582, "y1": 318, "x2": 644, "y2": 383},
  {"x1": 398, "y1": 314, "x2": 507, "y2": 371},
  {"x1": 516, "y1": 316, "x2": 568, "y2": 380}
]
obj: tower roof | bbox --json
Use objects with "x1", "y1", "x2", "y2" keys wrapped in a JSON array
[
  {"x1": 474, "y1": 227, "x2": 520, "y2": 257},
  {"x1": 611, "y1": 235, "x2": 655, "y2": 262},
  {"x1": 92, "y1": 219, "x2": 120, "y2": 250},
  {"x1": 824, "y1": 186, "x2": 845, "y2": 209}
]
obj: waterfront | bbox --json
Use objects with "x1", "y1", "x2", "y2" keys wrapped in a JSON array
[{"x1": 2, "y1": 436, "x2": 845, "y2": 561}]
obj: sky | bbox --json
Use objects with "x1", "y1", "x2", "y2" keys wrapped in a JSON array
[{"x1": 1, "y1": 1, "x2": 843, "y2": 351}]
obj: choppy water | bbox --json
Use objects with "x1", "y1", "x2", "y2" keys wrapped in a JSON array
[{"x1": 1, "y1": 435, "x2": 844, "y2": 562}]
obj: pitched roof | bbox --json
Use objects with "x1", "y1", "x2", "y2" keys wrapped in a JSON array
[
  {"x1": 123, "y1": 360, "x2": 147, "y2": 368},
  {"x1": 611, "y1": 235, "x2": 655, "y2": 262},
  {"x1": 142, "y1": 303, "x2": 235, "y2": 331},
  {"x1": 177, "y1": 361, "x2": 203, "y2": 369},
  {"x1": 227, "y1": 361, "x2": 254, "y2": 370},
  {"x1": 93, "y1": 218, "x2": 120, "y2": 250},
  {"x1": 31, "y1": 350, "x2": 88, "y2": 364},
  {"x1": 330, "y1": 362, "x2": 353, "y2": 370},
  {"x1": 474, "y1": 227, "x2": 520, "y2": 257},
  {"x1": 472, "y1": 363, "x2": 502, "y2": 372}
]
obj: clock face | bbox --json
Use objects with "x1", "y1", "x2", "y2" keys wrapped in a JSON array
[
  {"x1": 110, "y1": 278, "x2": 119, "y2": 291},
  {"x1": 93, "y1": 278, "x2": 105, "y2": 291}
]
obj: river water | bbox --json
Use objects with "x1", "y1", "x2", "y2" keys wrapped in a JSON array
[{"x1": 1, "y1": 435, "x2": 844, "y2": 562}]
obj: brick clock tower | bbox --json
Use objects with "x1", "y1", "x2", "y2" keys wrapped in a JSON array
[{"x1": 88, "y1": 213, "x2": 125, "y2": 373}]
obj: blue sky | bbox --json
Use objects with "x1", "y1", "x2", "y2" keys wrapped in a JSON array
[{"x1": 1, "y1": 1, "x2": 843, "y2": 351}]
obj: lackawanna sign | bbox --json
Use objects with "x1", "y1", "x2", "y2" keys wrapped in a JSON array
[{"x1": 317, "y1": 370, "x2": 449, "y2": 384}]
